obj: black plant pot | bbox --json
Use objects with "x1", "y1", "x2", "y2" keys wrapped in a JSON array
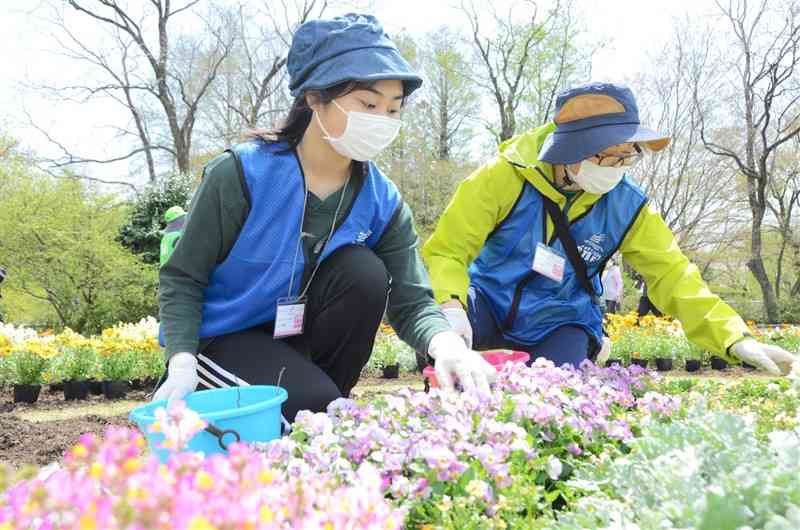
[
  {"x1": 382, "y1": 364, "x2": 400, "y2": 379},
  {"x1": 655, "y1": 358, "x2": 673, "y2": 371},
  {"x1": 685, "y1": 359, "x2": 702, "y2": 372},
  {"x1": 102, "y1": 380, "x2": 128, "y2": 400},
  {"x1": 13, "y1": 384, "x2": 41, "y2": 404},
  {"x1": 630, "y1": 358, "x2": 648, "y2": 368},
  {"x1": 710, "y1": 356, "x2": 728, "y2": 370},
  {"x1": 605, "y1": 358, "x2": 623, "y2": 367},
  {"x1": 129, "y1": 379, "x2": 145, "y2": 390},
  {"x1": 48, "y1": 382, "x2": 65, "y2": 393},
  {"x1": 87, "y1": 380, "x2": 104, "y2": 395},
  {"x1": 64, "y1": 380, "x2": 89, "y2": 401}
]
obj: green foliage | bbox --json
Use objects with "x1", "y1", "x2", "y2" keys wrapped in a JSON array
[
  {"x1": 0, "y1": 356, "x2": 13, "y2": 387},
  {"x1": 552, "y1": 401, "x2": 800, "y2": 529},
  {"x1": 61, "y1": 346, "x2": 96, "y2": 381},
  {"x1": 370, "y1": 337, "x2": 399, "y2": 369},
  {"x1": 658, "y1": 377, "x2": 799, "y2": 438},
  {"x1": 679, "y1": 336, "x2": 707, "y2": 361},
  {"x1": 117, "y1": 172, "x2": 195, "y2": 264},
  {"x1": 365, "y1": 333, "x2": 418, "y2": 374},
  {"x1": 0, "y1": 159, "x2": 159, "y2": 334},
  {"x1": 100, "y1": 351, "x2": 135, "y2": 382},
  {"x1": 10, "y1": 350, "x2": 48, "y2": 386},
  {"x1": 131, "y1": 348, "x2": 166, "y2": 380}
]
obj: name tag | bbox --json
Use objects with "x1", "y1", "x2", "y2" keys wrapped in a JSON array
[
  {"x1": 532, "y1": 243, "x2": 566, "y2": 283},
  {"x1": 274, "y1": 297, "x2": 306, "y2": 338}
]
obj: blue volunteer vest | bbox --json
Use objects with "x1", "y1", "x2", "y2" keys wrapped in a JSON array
[
  {"x1": 469, "y1": 174, "x2": 647, "y2": 346},
  {"x1": 185, "y1": 140, "x2": 400, "y2": 341}
]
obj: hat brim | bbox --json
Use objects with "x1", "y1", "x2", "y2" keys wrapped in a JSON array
[
  {"x1": 290, "y1": 47, "x2": 423, "y2": 97},
  {"x1": 539, "y1": 123, "x2": 671, "y2": 165}
]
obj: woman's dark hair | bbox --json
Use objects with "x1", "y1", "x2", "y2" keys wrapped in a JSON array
[{"x1": 244, "y1": 80, "x2": 409, "y2": 148}]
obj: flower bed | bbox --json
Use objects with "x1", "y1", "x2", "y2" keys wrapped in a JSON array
[
  {"x1": 0, "y1": 318, "x2": 163, "y2": 394},
  {"x1": 605, "y1": 312, "x2": 800, "y2": 368},
  {"x1": 0, "y1": 360, "x2": 682, "y2": 529},
  {"x1": 552, "y1": 404, "x2": 800, "y2": 529}
]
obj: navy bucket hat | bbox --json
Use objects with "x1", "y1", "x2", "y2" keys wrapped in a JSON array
[
  {"x1": 288, "y1": 13, "x2": 423, "y2": 98},
  {"x1": 539, "y1": 82, "x2": 670, "y2": 165}
]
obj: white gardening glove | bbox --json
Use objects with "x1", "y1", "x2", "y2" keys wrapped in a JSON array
[
  {"x1": 596, "y1": 336, "x2": 612, "y2": 366},
  {"x1": 731, "y1": 339, "x2": 798, "y2": 376},
  {"x1": 152, "y1": 352, "x2": 200, "y2": 403},
  {"x1": 441, "y1": 303, "x2": 473, "y2": 349},
  {"x1": 427, "y1": 331, "x2": 495, "y2": 395}
]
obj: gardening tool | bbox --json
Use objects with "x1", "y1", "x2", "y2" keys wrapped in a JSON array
[{"x1": 204, "y1": 422, "x2": 241, "y2": 451}]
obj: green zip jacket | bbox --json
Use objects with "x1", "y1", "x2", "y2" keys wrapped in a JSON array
[{"x1": 159, "y1": 150, "x2": 449, "y2": 359}]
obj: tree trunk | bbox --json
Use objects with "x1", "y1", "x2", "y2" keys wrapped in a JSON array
[
  {"x1": 747, "y1": 203, "x2": 780, "y2": 322},
  {"x1": 775, "y1": 235, "x2": 787, "y2": 300}
]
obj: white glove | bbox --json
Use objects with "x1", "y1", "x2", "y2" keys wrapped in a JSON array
[
  {"x1": 427, "y1": 331, "x2": 495, "y2": 395},
  {"x1": 596, "y1": 336, "x2": 612, "y2": 366},
  {"x1": 731, "y1": 339, "x2": 798, "y2": 376},
  {"x1": 441, "y1": 306, "x2": 473, "y2": 349},
  {"x1": 152, "y1": 352, "x2": 200, "y2": 403}
]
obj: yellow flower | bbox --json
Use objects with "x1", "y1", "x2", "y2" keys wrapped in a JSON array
[
  {"x1": 260, "y1": 506, "x2": 274, "y2": 523},
  {"x1": 187, "y1": 516, "x2": 217, "y2": 530},
  {"x1": 71, "y1": 444, "x2": 88, "y2": 459},
  {"x1": 90, "y1": 462, "x2": 103, "y2": 479},
  {"x1": 78, "y1": 515, "x2": 96, "y2": 530},
  {"x1": 123, "y1": 457, "x2": 141, "y2": 474},
  {"x1": 194, "y1": 471, "x2": 214, "y2": 491},
  {"x1": 258, "y1": 469, "x2": 275, "y2": 485}
]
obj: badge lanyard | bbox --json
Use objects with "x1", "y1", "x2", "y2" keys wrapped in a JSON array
[{"x1": 274, "y1": 173, "x2": 350, "y2": 339}]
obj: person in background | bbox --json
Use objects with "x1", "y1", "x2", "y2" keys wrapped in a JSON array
[
  {"x1": 0, "y1": 267, "x2": 6, "y2": 322},
  {"x1": 153, "y1": 13, "x2": 494, "y2": 418},
  {"x1": 160, "y1": 206, "x2": 187, "y2": 267},
  {"x1": 636, "y1": 278, "x2": 663, "y2": 318},
  {"x1": 423, "y1": 82, "x2": 797, "y2": 376},
  {"x1": 601, "y1": 258, "x2": 623, "y2": 314}
]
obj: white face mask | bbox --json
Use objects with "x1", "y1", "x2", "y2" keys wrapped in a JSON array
[
  {"x1": 566, "y1": 160, "x2": 626, "y2": 194},
  {"x1": 315, "y1": 100, "x2": 402, "y2": 162}
]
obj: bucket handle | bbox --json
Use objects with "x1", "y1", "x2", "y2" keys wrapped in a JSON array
[{"x1": 204, "y1": 422, "x2": 241, "y2": 451}]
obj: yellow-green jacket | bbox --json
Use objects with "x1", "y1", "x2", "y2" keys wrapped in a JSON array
[{"x1": 422, "y1": 123, "x2": 749, "y2": 360}]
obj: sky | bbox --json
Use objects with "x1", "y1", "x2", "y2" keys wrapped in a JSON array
[{"x1": 0, "y1": 0, "x2": 721, "y2": 189}]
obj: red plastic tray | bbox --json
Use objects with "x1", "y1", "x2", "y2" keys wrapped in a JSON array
[{"x1": 423, "y1": 350, "x2": 530, "y2": 388}]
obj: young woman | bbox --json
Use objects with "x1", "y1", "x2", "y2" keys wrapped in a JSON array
[
  {"x1": 424, "y1": 82, "x2": 797, "y2": 376},
  {"x1": 153, "y1": 13, "x2": 495, "y2": 418}
]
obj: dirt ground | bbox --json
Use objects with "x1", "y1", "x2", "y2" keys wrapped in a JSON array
[
  {"x1": 0, "y1": 368, "x2": 757, "y2": 469},
  {"x1": 0, "y1": 374, "x2": 425, "y2": 469}
]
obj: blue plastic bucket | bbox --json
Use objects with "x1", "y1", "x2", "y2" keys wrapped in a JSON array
[{"x1": 129, "y1": 385, "x2": 288, "y2": 462}]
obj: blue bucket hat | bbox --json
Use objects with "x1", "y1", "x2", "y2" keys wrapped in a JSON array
[
  {"x1": 288, "y1": 13, "x2": 423, "y2": 98},
  {"x1": 539, "y1": 82, "x2": 670, "y2": 165}
]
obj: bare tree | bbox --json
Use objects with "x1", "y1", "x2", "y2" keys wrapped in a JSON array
[
  {"x1": 632, "y1": 19, "x2": 743, "y2": 255},
  {"x1": 766, "y1": 139, "x2": 800, "y2": 298},
  {"x1": 36, "y1": 0, "x2": 234, "y2": 184},
  {"x1": 420, "y1": 26, "x2": 480, "y2": 161},
  {"x1": 462, "y1": 0, "x2": 588, "y2": 142},
  {"x1": 694, "y1": 0, "x2": 800, "y2": 322},
  {"x1": 200, "y1": 1, "x2": 329, "y2": 147}
]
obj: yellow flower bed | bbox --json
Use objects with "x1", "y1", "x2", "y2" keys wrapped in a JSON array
[{"x1": 0, "y1": 318, "x2": 164, "y2": 386}]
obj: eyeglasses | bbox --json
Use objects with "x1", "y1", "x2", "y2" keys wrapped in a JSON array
[{"x1": 591, "y1": 143, "x2": 643, "y2": 168}]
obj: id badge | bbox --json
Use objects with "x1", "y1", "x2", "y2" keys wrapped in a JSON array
[
  {"x1": 274, "y1": 296, "x2": 306, "y2": 338},
  {"x1": 532, "y1": 243, "x2": 566, "y2": 283}
]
